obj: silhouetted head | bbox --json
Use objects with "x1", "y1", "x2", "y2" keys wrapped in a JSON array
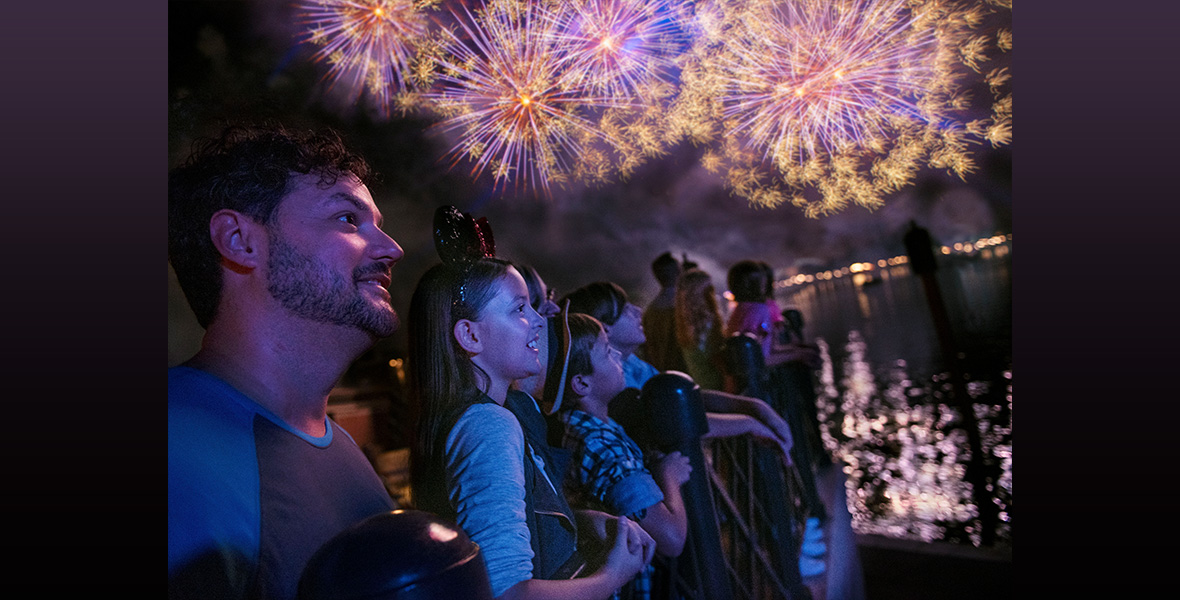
[
  {"x1": 727, "y1": 260, "x2": 770, "y2": 303},
  {"x1": 651, "y1": 252, "x2": 681, "y2": 288}
]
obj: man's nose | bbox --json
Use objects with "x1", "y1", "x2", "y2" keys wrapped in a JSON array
[{"x1": 370, "y1": 228, "x2": 405, "y2": 265}]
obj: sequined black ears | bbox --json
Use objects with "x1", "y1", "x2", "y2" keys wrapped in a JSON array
[{"x1": 433, "y1": 205, "x2": 495, "y2": 267}]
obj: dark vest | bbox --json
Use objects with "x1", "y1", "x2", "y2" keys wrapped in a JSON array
[{"x1": 503, "y1": 391, "x2": 585, "y2": 579}]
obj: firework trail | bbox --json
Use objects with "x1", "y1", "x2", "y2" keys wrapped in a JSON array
[{"x1": 297, "y1": 0, "x2": 433, "y2": 117}]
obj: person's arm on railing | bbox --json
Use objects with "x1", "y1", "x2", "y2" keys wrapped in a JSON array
[
  {"x1": 701, "y1": 412, "x2": 795, "y2": 466},
  {"x1": 765, "y1": 337, "x2": 823, "y2": 369},
  {"x1": 698, "y1": 389, "x2": 795, "y2": 463}
]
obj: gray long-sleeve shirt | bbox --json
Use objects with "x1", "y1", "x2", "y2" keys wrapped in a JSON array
[{"x1": 445, "y1": 403, "x2": 535, "y2": 597}]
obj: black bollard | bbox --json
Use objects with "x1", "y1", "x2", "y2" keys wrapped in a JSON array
[
  {"x1": 905, "y1": 220, "x2": 998, "y2": 546},
  {"x1": 642, "y1": 372, "x2": 733, "y2": 600},
  {"x1": 724, "y1": 334, "x2": 814, "y2": 599},
  {"x1": 767, "y1": 365, "x2": 828, "y2": 523},
  {"x1": 724, "y1": 333, "x2": 768, "y2": 400},
  {"x1": 297, "y1": 509, "x2": 493, "y2": 600}
]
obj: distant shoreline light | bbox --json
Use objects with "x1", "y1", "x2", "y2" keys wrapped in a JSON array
[{"x1": 771, "y1": 233, "x2": 1011, "y2": 290}]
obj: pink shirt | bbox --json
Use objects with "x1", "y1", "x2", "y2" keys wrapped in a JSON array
[{"x1": 726, "y1": 301, "x2": 778, "y2": 359}]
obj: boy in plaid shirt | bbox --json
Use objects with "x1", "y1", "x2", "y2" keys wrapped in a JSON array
[{"x1": 548, "y1": 313, "x2": 693, "y2": 599}]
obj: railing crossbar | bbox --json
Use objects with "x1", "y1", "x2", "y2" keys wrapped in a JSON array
[{"x1": 708, "y1": 454, "x2": 794, "y2": 598}]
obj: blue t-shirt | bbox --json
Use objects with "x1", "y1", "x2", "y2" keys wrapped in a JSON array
[
  {"x1": 623, "y1": 354, "x2": 661, "y2": 391},
  {"x1": 168, "y1": 366, "x2": 395, "y2": 600}
]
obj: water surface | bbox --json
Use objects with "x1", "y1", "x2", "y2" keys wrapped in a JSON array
[{"x1": 779, "y1": 244, "x2": 1012, "y2": 547}]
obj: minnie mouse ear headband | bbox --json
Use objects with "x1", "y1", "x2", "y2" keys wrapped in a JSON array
[
  {"x1": 433, "y1": 205, "x2": 495, "y2": 265},
  {"x1": 543, "y1": 299, "x2": 573, "y2": 415},
  {"x1": 433, "y1": 205, "x2": 496, "y2": 305}
]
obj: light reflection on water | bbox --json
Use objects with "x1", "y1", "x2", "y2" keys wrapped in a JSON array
[{"x1": 783, "y1": 250, "x2": 1012, "y2": 548}]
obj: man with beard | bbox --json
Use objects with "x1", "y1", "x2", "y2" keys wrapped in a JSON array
[{"x1": 168, "y1": 125, "x2": 405, "y2": 600}]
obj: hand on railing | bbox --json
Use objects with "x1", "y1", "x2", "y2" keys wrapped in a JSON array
[
  {"x1": 702, "y1": 412, "x2": 796, "y2": 468},
  {"x1": 747, "y1": 397, "x2": 796, "y2": 462},
  {"x1": 650, "y1": 450, "x2": 693, "y2": 488},
  {"x1": 744, "y1": 417, "x2": 796, "y2": 468},
  {"x1": 598, "y1": 516, "x2": 656, "y2": 591}
]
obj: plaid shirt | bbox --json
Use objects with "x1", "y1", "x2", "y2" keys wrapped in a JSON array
[
  {"x1": 560, "y1": 409, "x2": 664, "y2": 520},
  {"x1": 560, "y1": 408, "x2": 661, "y2": 600}
]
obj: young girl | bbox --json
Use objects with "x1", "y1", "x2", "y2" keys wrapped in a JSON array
[
  {"x1": 408, "y1": 245, "x2": 653, "y2": 599},
  {"x1": 724, "y1": 260, "x2": 820, "y2": 369}
]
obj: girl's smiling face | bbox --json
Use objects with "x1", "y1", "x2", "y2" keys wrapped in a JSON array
[{"x1": 466, "y1": 267, "x2": 545, "y2": 395}]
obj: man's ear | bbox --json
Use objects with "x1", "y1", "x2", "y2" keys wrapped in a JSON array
[
  {"x1": 453, "y1": 319, "x2": 484, "y2": 355},
  {"x1": 209, "y1": 209, "x2": 264, "y2": 271},
  {"x1": 570, "y1": 372, "x2": 592, "y2": 397}
]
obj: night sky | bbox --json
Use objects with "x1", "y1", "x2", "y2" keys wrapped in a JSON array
[{"x1": 167, "y1": 0, "x2": 1013, "y2": 365}]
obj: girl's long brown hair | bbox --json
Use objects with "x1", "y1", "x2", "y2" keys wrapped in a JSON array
[
  {"x1": 406, "y1": 258, "x2": 513, "y2": 513},
  {"x1": 674, "y1": 268, "x2": 723, "y2": 351}
]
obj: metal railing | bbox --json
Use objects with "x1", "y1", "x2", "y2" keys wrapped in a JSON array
[{"x1": 640, "y1": 335, "x2": 830, "y2": 600}]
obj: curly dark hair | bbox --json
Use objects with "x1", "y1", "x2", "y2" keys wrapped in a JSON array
[{"x1": 168, "y1": 124, "x2": 375, "y2": 328}]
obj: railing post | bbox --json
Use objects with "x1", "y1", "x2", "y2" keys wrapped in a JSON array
[
  {"x1": 642, "y1": 372, "x2": 733, "y2": 600},
  {"x1": 766, "y1": 365, "x2": 829, "y2": 523},
  {"x1": 724, "y1": 335, "x2": 813, "y2": 599},
  {"x1": 725, "y1": 333, "x2": 825, "y2": 520},
  {"x1": 906, "y1": 222, "x2": 999, "y2": 547}
]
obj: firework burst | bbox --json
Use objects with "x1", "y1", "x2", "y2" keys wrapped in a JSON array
[
  {"x1": 419, "y1": 0, "x2": 630, "y2": 195},
  {"x1": 289, "y1": 0, "x2": 1010, "y2": 213},
  {"x1": 673, "y1": 0, "x2": 1012, "y2": 216},
  {"x1": 547, "y1": 0, "x2": 691, "y2": 100},
  {"x1": 721, "y1": 0, "x2": 938, "y2": 166},
  {"x1": 297, "y1": 0, "x2": 434, "y2": 117}
]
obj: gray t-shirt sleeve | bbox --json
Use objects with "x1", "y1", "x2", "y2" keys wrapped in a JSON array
[{"x1": 445, "y1": 403, "x2": 534, "y2": 597}]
